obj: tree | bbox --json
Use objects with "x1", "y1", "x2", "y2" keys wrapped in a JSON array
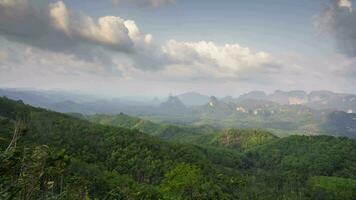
[{"x1": 159, "y1": 163, "x2": 227, "y2": 200}]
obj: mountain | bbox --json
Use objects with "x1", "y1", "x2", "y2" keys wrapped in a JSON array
[
  {"x1": 147, "y1": 95, "x2": 354, "y2": 137},
  {"x1": 1, "y1": 97, "x2": 356, "y2": 199},
  {"x1": 0, "y1": 97, "x2": 245, "y2": 199},
  {"x1": 190, "y1": 97, "x2": 319, "y2": 133},
  {"x1": 194, "y1": 96, "x2": 235, "y2": 117},
  {"x1": 239, "y1": 90, "x2": 309, "y2": 105},
  {"x1": 237, "y1": 90, "x2": 356, "y2": 112},
  {"x1": 0, "y1": 88, "x2": 56, "y2": 107},
  {"x1": 268, "y1": 90, "x2": 308, "y2": 105},
  {"x1": 177, "y1": 92, "x2": 210, "y2": 106},
  {"x1": 159, "y1": 96, "x2": 189, "y2": 114},
  {"x1": 49, "y1": 100, "x2": 96, "y2": 114},
  {"x1": 0, "y1": 88, "x2": 161, "y2": 115},
  {"x1": 3, "y1": 88, "x2": 356, "y2": 115},
  {"x1": 220, "y1": 96, "x2": 239, "y2": 104},
  {"x1": 87, "y1": 112, "x2": 287, "y2": 147},
  {"x1": 193, "y1": 129, "x2": 278, "y2": 150},
  {"x1": 213, "y1": 129, "x2": 277, "y2": 150},
  {"x1": 238, "y1": 91, "x2": 267, "y2": 101},
  {"x1": 307, "y1": 91, "x2": 356, "y2": 112},
  {"x1": 320, "y1": 111, "x2": 356, "y2": 138},
  {"x1": 2, "y1": 88, "x2": 355, "y2": 138},
  {"x1": 88, "y1": 113, "x2": 217, "y2": 142}
]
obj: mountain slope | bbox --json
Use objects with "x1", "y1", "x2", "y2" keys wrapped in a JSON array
[
  {"x1": 207, "y1": 129, "x2": 278, "y2": 150},
  {"x1": 238, "y1": 90, "x2": 356, "y2": 112},
  {"x1": 1, "y1": 97, "x2": 356, "y2": 199},
  {"x1": 177, "y1": 92, "x2": 210, "y2": 106},
  {"x1": 0, "y1": 97, "x2": 245, "y2": 199},
  {"x1": 88, "y1": 113, "x2": 217, "y2": 142}
]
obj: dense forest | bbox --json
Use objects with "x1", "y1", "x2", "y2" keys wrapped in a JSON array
[{"x1": 1, "y1": 97, "x2": 356, "y2": 199}]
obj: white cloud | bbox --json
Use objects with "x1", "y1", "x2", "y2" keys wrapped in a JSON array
[
  {"x1": 0, "y1": 0, "x2": 155, "y2": 71},
  {"x1": 111, "y1": 0, "x2": 175, "y2": 8},
  {"x1": 0, "y1": 0, "x2": 27, "y2": 8},
  {"x1": 0, "y1": 0, "x2": 303, "y2": 85},
  {"x1": 162, "y1": 40, "x2": 284, "y2": 80},
  {"x1": 48, "y1": 1, "x2": 151, "y2": 51},
  {"x1": 124, "y1": 20, "x2": 153, "y2": 47},
  {"x1": 338, "y1": 0, "x2": 352, "y2": 12},
  {"x1": 328, "y1": 54, "x2": 356, "y2": 77},
  {"x1": 49, "y1": 1, "x2": 70, "y2": 35}
]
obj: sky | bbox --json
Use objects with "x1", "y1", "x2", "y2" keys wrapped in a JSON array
[{"x1": 0, "y1": 0, "x2": 355, "y2": 97}]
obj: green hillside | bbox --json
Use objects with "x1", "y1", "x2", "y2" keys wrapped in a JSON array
[
  {"x1": 248, "y1": 135, "x2": 356, "y2": 177},
  {"x1": 307, "y1": 176, "x2": 356, "y2": 200},
  {"x1": 207, "y1": 129, "x2": 278, "y2": 150},
  {"x1": 88, "y1": 113, "x2": 217, "y2": 143},
  {"x1": 1, "y1": 97, "x2": 356, "y2": 200},
  {"x1": 88, "y1": 113, "x2": 279, "y2": 149},
  {"x1": 0, "y1": 97, "x2": 245, "y2": 199}
]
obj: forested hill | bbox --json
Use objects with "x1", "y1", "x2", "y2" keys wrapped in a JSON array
[
  {"x1": 0, "y1": 97, "x2": 245, "y2": 199},
  {"x1": 88, "y1": 114, "x2": 278, "y2": 149},
  {"x1": 88, "y1": 113, "x2": 218, "y2": 142},
  {"x1": 1, "y1": 96, "x2": 356, "y2": 199}
]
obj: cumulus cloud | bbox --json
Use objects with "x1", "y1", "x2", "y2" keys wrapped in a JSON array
[
  {"x1": 112, "y1": 0, "x2": 175, "y2": 8},
  {"x1": 338, "y1": 0, "x2": 352, "y2": 12},
  {"x1": 0, "y1": 0, "x2": 298, "y2": 83},
  {"x1": 0, "y1": 39, "x2": 116, "y2": 76},
  {"x1": 315, "y1": 0, "x2": 356, "y2": 57},
  {"x1": 0, "y1": 0, "x2": 155, "y2": 71},
  {"x1": 161, "y1": 40, "x2": 286, "y2": 80},
  {"x1": 314, "y1": 0, "x2": 356, "y2": 81}
]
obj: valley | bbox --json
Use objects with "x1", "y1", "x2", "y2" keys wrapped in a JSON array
[{"x1": 0, "y1": 94, "x2": 356, "y2": 199}]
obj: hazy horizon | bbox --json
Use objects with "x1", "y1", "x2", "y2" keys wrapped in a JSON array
[{"x1": 1, "y1": 87, "x2": 356, "y2": 101}]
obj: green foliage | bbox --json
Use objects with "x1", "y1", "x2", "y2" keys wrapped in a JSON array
[
  {"x1": 88, "y1": 113, "x2": 217, "y2": 143},
  {"x1": 248, "y1": 135, "x2": 356, "y2": 178},
  {"x1": 1, "y1": 97, "x2": 356, "y2": 200},
  {"x1": 0, "y1": 97, "x2": 241, "y2": 199},
  {"x1": 159, "y1": 163, "x2": 227, "y2": 200},
  {"x1": 207, "y1": 129, "x2": 277, "y2": 150},
  {"x1": 307, "y1": 176, "x2": 356, "y2": 200},
  {"x1": 240, "y1": 135, "x2": 356, "y2": 199},
  {"x1": 0, "y1": 145, "x2": 71, "y2": 200}
]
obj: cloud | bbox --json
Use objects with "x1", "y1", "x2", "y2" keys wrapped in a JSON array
[
  {"x1": 48, "y1": 1, "x2": 137, "y2": 51},
  {"x1": 315, "y1": 0, "x2": 356, "y2": 57},
  {"x1": 0, "y1": 0, "x2": 154, "y2": 71},
  {"x1": 0, "y1": 39, "x2": 117, "y2": 75},
  {"x1": 328, "y1": 54, "x2": 356, "y2": 78},
  {"x1": 0, "y1": 51, "x2": 7, "y2": 61},
  {"x1": 338, "y1": 0, "x2": 352, "y2": 12},
  {"x1": 111, "y1": 0, "x2": 175, "y2": 8},
  {"x1": 0, "y1": 0, "x2": 299, "y2": 84},
  {"x1": 161, "y1": 40, "x2": 286, "y2": 81}
]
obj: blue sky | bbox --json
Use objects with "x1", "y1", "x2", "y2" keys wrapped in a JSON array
[
  {"x1": 0, "y1": 0, "x2": 355, "y2": 96},
  {"x1": 65, "y1": 0, "x2": 330, "y2": 54}
]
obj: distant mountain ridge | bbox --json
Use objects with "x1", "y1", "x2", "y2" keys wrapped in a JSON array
[
  {"x1": 238, "y1": 90, "x2": 356, "y2": 112},
  {"x1": 1, "y1": 88, "x2": 355, "y2": 137},
  {"x1": 1, "y1": 96, "x2": 356, "y2": 199},
  {"x1": 177, "y1": 92, "x2": 210, "y2": 106},
  {"x1": 191, "y1": 96, "x2": 356, "y2": 138},
  {"x1": 1, "y1": 88, "x2": 355, "y2": 112}
]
